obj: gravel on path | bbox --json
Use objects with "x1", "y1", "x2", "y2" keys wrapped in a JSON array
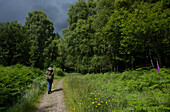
[{"x1": 36, "y1": 79, "x2": 68, "y2": 112}]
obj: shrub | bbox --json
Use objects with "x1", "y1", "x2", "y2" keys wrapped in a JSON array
[
  {"x1": 0, "y1": 64, "x2": 45, "y2": 111},
  {"x1": 54, "y1": 68, "x2": 65, "y2": 76}
]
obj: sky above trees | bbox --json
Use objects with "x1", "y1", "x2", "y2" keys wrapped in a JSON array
[{"x1": 0, "y1": 0, "x2": 78, "y2": 36}]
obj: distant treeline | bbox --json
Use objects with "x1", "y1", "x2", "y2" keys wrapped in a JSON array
[{"x1": 0, "y1": 0, "x2": 169, "y2": 73}]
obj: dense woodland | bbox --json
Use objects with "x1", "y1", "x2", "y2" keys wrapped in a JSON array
[
  {"x1": 62, "y1": 0, "x2": 170, "y2": 73},
  {"x1": 0, "y1": 0, "x2": 170, "y2": 73}
]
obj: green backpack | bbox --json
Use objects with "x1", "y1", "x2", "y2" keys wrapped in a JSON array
[{"x1": 46, "y1": 71, "x2": 53, "y2": 80}]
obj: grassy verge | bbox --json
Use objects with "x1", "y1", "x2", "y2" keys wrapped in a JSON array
[
  {"x1": 64, "y1": 68, "x2": 170, "y2": 112},
  {"x1": 6, "y1": 82, "x2": 46, "y2": 112}
]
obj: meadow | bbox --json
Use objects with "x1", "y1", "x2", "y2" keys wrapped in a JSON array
[{"x1": 64, "y1": 68, "x2": 170, "y2": 112}]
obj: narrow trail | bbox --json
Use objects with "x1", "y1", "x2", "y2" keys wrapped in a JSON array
[{"x1": 36, "y1": 79, "x2": 68, "y2": 112}]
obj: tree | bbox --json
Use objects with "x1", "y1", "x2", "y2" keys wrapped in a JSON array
[
  {"x1": 24, "y1": 10, "x2": 55, "y2": 69},
  {"x1": 67, "y1": 0, "x2": 88, "y2": 26},
  {"x1": 120, "y1": 1, "x2": 170, "y2": 68},
  {"x1": 62, "y1": 0, "x2": 170, "y2": 73},
  {"x1": 0, "y1": 21, "x2": 30, "y2": 66}
]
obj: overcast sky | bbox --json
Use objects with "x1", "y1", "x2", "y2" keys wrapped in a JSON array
[{"x1": 0, "y1": 0, "x2": 78, "y2": 36}]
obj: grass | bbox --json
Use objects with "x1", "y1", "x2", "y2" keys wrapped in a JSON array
[
  {"x1": 6, "y1": 85, "x2": 44, "y2": 112},
  {"x1": 63, "y1": 68, "x2": 170, "y2": 112}
]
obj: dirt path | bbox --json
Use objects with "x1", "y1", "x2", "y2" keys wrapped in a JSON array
[{"x1": 36, "y1": 79, "x2": 68, "y2": 112}]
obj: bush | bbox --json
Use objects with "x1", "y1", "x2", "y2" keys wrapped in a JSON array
[
  {"x1": 0, "y1": 64, "x2": 45, "y2": 111},
  {"x1": 54, "y1": 68, "x2": 65, "y2": 76}
]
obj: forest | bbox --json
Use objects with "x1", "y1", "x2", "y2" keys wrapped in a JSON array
[
  {"x1": 0, "y1": 0, "x2": 169, "y2": 73},
  {"x1": 61, "y1": 0, "x2": 169, "y2": 73},
  {"x1": 0, "y1": 0, "x2": 170, "y2": 111}
]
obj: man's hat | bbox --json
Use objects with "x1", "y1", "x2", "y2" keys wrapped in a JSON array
[{"x1": 48, "y1": 67, "x2": 53, "y2": 71}]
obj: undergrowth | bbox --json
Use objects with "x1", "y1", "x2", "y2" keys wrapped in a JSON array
[
  {"x1": 0, "y1": 64, "x2": 46, "y2": 112},
  {"x1": 64, "y1": 68, "x2": 170, "y2": 112},
  {"x1": 6, "y1": 84, "x2": 46, "y2": 112}
]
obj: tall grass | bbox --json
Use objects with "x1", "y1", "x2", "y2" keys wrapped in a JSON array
[
  {"x1": 6, "y1": 83, "x2": 46, "y2": 112},
  {"x1": 64, "y1": 68, "x2": 170, "y2": 112}
]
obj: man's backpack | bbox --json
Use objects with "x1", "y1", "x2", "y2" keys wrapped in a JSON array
[{"x1": 46, "y1": 71, "x2": 53, "y2": 80}]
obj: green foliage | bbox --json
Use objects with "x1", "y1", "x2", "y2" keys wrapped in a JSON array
[
  {"x1": 64, "y1": 68, "x2": 170, "y2": 111},
  {"x1": 24, "y1": 10, "x2": 57, "y2": 69},
  {"x1": 62, "y1": 0, "x2": 170, "y2": 73},
  {"x1": 6, "y1": 84, "x2": 46, "y2": 112},
  {"x1": 54, "y1": 68, "x2": 65, "y2": 77},
  {"x1": 0, "y1": 21, "x2": 30, "y2": 66},
  {"x1": 0, "y1": 64, "x2": 45, "y2": 111},
  {"x1": 1, "y1": 0, "x2": 169, "y2": 74},
  {"x1": 0, "y1": 10, "x2": 61, "y2": 69},
  {"x1": 67, "y1": 0, "x2": 88, "y2": 25}
]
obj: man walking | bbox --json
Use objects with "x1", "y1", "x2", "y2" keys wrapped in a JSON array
[{"x1": 46, "y1": 67, "x2": 54, "y2": 94}]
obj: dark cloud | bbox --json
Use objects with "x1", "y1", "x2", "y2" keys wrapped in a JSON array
[{"x1": 0, "y1": 0, "x2": 78, "y2": 36}]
